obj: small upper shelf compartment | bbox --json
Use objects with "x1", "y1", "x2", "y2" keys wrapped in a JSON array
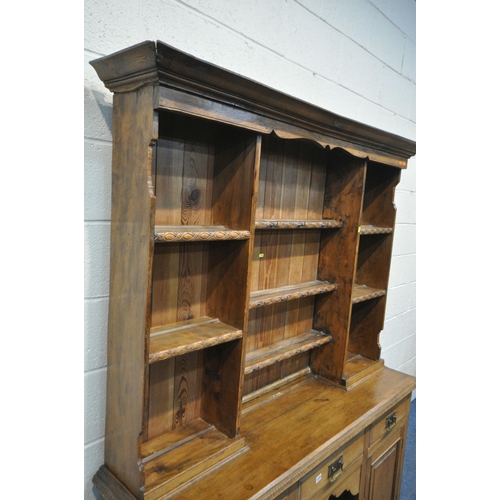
[
  {"x1": 153, "y1": 112, "x2": 258, "y2": 238},
  {"x1": 256, "y1": 135, "x2": 328, "y2": 223},
  {"x1": 360, "y1": 162, "x2": 400, "y2": 229}
]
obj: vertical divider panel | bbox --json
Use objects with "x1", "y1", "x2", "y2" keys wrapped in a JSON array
[
  {"x1": 311, "y1": 151, "x2": 366, "y2": 384},
  {"x1": 202, "y1": 132, "x2": 262, "y2": 437},
  {"x1": 349, "y1": 164, "x2": 402, "y2": 362}
]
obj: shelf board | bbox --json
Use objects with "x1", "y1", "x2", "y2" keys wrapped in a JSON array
[
  {"x1": 255, "y1": 219, "x2": 342, "y2": 229},
  {"x1": 359, "y1": 225, "x2": 393, "y2": 235},
  {"x1": 149, "y1": 317, "x2": 243, "y2": 363},
  {"x1": 351, "y1": 284, "x2": 386, "y2": 304},
  {"x1": 154, "y1": 225, "x2": 251, "y2": 242},
  {"x1": 342, "y1": 352, "x2": 384, "y2": 388},
  {"x1": 143, "y1": 422, "x2": 245, "y2": 500},
  {"x1": 245, "y1": 330, "x2": 331, "y2": 374},
  {"x1": 249, "y1": 280, "x2": 337, "y2": 309},
  {"x1": 142, "y1": 418, "x2": 214, "y2": 462}
]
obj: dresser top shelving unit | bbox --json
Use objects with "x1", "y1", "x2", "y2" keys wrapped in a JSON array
[{"x1": 90, "y1": 39, "x2": 416, "y2": 500}]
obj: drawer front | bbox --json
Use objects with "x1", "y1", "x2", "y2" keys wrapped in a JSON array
[
  {"x1": 299, "y1": 434, "x2": 364, "y2": 500},
  {"x1": 369, "y1": 397, "x2": 410, "y2": 452}
]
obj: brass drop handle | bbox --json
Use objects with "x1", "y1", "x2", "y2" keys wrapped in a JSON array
[
  {"x1": 328, "y1": 455, "x2": 344, "y2": 483},
  {"x1": 385, "y1": 412, "x2": 397, "y2": 431}
]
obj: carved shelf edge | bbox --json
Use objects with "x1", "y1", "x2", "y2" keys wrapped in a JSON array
[
  {"x1": 155, "y1": 225, "x2": 251, "y2": 242},
  {"x1": 255, "y1": 219, "x2": 342, "y2": 230},
  {"x1": 359, "y1": 225, "x2": 393, "y2": 235},
  {"x1": 249, "y1": 280, "x2": 337, "y2": 309},
  {"x1": 351, "y1": 285, "x2": 386, "y2": 304},
  {"x1": 149, "y1": 317, "x2": 243, "y2": 363},
  {"x1": 245, "y1": 330, "x2": 331, "y2": 374}
]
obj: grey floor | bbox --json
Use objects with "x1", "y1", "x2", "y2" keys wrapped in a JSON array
[{"x1": 400, "y1": 398, "x2": 416, "y2": 499}]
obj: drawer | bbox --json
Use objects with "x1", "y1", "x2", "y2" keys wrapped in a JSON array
[
  {"x1": 369, "y1": 397, "x2": 411, "y2": 452},
  {"x1": 299, "y1": 434, "x2": 364, "y2": 500}
]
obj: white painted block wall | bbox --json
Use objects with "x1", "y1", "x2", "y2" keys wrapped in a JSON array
[{"x1": 84, "y1": 1, "x2": 416, "y2": 498}]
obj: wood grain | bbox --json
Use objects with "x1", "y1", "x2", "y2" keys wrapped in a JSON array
[
  {"x1": 171, "y1": 368, "x2": 415, "y2": 500},
  {"x1": 90, "y1": 40, "x2": 417, "y2": 500},
  {"x1": 149, "y1": 317, "x2": 243, "y2": 363},
  {"x1": 102, "y1": 85, "x2": 156, "y2": 497},
  {"x1": 310, "y1": 152, "x2": 366, "y2": 384}
]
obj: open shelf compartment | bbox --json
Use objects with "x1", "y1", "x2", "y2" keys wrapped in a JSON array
[{"x1": 142, "y1": 418, "x2": 245, "y2": 500}]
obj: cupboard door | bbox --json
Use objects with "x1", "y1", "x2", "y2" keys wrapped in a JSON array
[{"x1": 365, "y1": 435, "x2": 405, "y2": 500}]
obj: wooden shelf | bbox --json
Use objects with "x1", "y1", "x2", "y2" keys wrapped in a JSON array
[
  {"x1": 351, "y1": 284, "x2": 386, "y2": 304},
  {"x1": 142, "y1": 419, "x2": 214, "y2": 461},
  {"x1": 255, "y1": 219, "x2": 342, "y2": 229},
  {"x1": 359, "y1": 225, "x2": 393, "y2": 235},
  {"x1": 245, "y1": 330, "x2": 331, "y2": 374},
  {"x1": 342, "y1": 352, "x2": 384, "y2": 388},
  {"x1": 149, "y1": 317, "x2": 243, "y2": 363},
  {"x1": 154, "y1": 225, "x2": 251, "y2": 243},
  {"x1": 142, "y1": 421, "x2": 245, "y2": 500},
  {"x1": 249, "y1": 280, "x2": 337, "y2": 309}
]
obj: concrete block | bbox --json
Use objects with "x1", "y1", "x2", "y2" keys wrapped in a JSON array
[
  {"x1": 388, "y1": 0, "x2": 417, "y2": 42},
  {"x1": 84, "y1": 141, "x2": 112, "y2": 221},
  {"x1": 389, "y1": 253, "x2": 416, "y2": 288},
  {"x1": 85, "y1": 298, "x2": 109, "y2": 371},
  {"x1": 377, "y1": 71, "x2": 415, "y2": 119},
  {"x1": 380, "y1": 308, "x2": 416, "y2": 348},
  {"x1": 381, "y1": 333, "x2": 416, "y2": 370},
  {"x1": 392, "y1": 224, "x2": 416, "y2": 256},
  {"x1": 321, "y1": 0, "x2": 405, "y2": 72},
  {"x1": 177, "y1": 0, "x2": 288, "y2": 56},
  {"x1": 84, "y1": 0, "x2": 141, "y2": 55},
  {"x1": 295, "y1": 0, "x2": 324, "y2": 17},
  {"x1": 398, "y1": 156, "x2": 416, "y2": 192},
  {"x1": 338, "y1": 38, "x2": 383, "y2": 104},
  {"x1": 84, "y1": 439, "x2": 104, "y2": 500},
  {"x1": 402, "y1": 37, "x2": 416, "y2": 83},
  {"x1": 84, "y1": 86, "x2": 113, "y2": 142},
  {"x1": 84, "y1": 222, "x2": 111, "y2": 299},
  {"x1": 84, "y1": 368, "x2": 107, "y2": 444},
  {"x1": 385, "y1": 282, "x2": 416, "y2": 319},
  {"x1": 355, "y1": 98, "x2": 416, "y2": 140},
  {"x1": 395, "y1": 189, "x2": 416, "y2": 224},
  {"x1": 395, "y1": 355, "x2": 416, "y2": 378},
  {"x1": 407, "y1": 81, "x2": 416, "y2": 123},
  {"x1": 282, "y1": 0, "x2": 343, "y2": 82}
]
